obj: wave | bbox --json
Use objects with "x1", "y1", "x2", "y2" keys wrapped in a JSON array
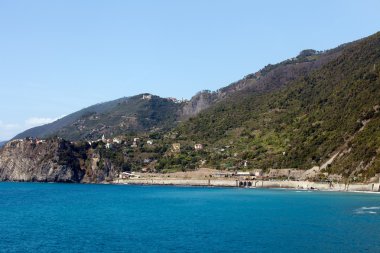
[{"x1": 354, "y1": 206, "x2": 380, "y2": 214}]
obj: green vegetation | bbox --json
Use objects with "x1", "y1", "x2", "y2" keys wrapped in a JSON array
[
  {"x1": 55, "y1": 95, "x2": 182, "y2": 140},
  {"x1": 177, "y1": 32, "x2": 380, "y2": 179},
  {"x1": 11, "y1": 32, "x2": 380, "y2": 181},
  {"x1": 15, "y1": 95, "x2": 182, "y2": 141}
]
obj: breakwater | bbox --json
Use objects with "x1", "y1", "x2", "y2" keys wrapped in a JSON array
[{"x1": 114, "y1": 178, "x2": 380, "y2": 193}]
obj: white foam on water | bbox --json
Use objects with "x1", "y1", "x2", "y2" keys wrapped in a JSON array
[
  {"x1": 361, "y1": 206, "x2": 380, "y2": 210},
  {"x1": 354, "y1": 206, "x2": 380, "y2": 214}
]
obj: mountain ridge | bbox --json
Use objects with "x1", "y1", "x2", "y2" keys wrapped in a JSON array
[
  {"x1": 14, "y1": 39, "x2": 351, "y2": 140},
  {"x1": 177, "y1": 31, "x2": 380, "y2": 179},
  {"x1": 14, "y1": 94, "x2": 183, "y2": 141},
  {"x1": 2, "y1": 31, "x2": 379, "y2": 182}
]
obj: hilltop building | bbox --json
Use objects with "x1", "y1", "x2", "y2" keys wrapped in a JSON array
[{"x1": 142, "y1": 94, "x2": 152, "y2": 100}]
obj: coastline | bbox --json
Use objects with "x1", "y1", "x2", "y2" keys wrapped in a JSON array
[
  {"x1": 1, "y1": 178, "x2": 379, "y2": 194},
  {"x1": 112, "y1": 177, "x2": 380, "y2": 194}
]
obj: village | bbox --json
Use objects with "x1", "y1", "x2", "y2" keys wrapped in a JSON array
[
  {"x1": 4, "y1": 130, "x2": 380, "y2": 193},
  {"x1": 6, "y1": 130, "x2": 380, "y2": 192}
]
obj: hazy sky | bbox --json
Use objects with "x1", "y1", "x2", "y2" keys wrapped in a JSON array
[{"x1": 1, "y1": 0, "x2": 380, "y2": 140}]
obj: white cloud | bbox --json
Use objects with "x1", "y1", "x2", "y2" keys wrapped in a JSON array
[
  {"x1": 25, "y1": 117, "x2": 60, "y2": 128},
  {"x1": 0, "y1": 115, "x2": 65, "y2": 141},
  {"x1": 0, "y1": 121, "x2": 22, "y2": 140},
  {"x1": 0, "y1": 121, "x2": 21, "y2": 130}
]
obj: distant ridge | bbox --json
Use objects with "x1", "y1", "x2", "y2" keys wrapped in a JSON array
[
  {"x1": 14, "y1": 97, "x2": 127, "y2": 140},
  {"x1": 14, "y1": 37, "x2": 350, "y2": 141},
  {"x1": 14, "y1": 94, "x2": 182, "y2": 141}
]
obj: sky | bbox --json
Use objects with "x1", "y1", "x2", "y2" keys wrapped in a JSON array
[{"x1": 1, "y1": 0, "x2": 380, "y2": 140}]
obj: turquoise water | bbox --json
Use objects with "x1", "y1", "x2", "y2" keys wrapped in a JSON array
[{"x1": 0, "y1": 183, "x2": 380, "y2": 253}]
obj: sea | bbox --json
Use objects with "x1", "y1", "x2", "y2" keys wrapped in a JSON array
[{"x1": 0, "y1": 183, "x2": 379, "y2": 253}]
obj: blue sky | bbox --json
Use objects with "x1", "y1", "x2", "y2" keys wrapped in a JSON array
[{"x1": 1, "y1": 0, "x2": 380, "y2": 140}]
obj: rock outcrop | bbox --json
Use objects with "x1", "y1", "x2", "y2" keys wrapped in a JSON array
[
  {"x1": 0, "y1": 139, "x2": 84, "y2": 182},
  {"x1": 0, "y1": 138, "x2": 120, "y2": 183}
]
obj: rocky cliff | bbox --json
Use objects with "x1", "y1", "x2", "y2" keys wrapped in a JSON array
[
  {"x1": 0, "y1": 139, "x2": 120, "y2": 183},
  {"x1": 0, "y1": 139, "x2": 82, "y2": 182}
]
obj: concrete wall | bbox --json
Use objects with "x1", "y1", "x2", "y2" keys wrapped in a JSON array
[
  {"x1": 116, "y1": 178, "x2": 237, "y2": 187},
  {"x1": 115, "y1": 178, "x2": 380, "y2": 193},
  {"x1": 249, "y1": 180, "x2": 380, "y2": 192}
]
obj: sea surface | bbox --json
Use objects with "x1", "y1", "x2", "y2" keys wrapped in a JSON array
[{"x1": 0, "y1": 183, "x2": 379, "y2": 253}]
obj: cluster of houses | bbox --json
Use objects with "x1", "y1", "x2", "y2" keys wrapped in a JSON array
[
  {"x1": 9, "y1": 138, "x2": 47, "y2": 145},
  {"x1": 87, "y1": 135, "x2": 122, "y2": 149},
  {"x1": 171, "y1": 143, "x2": 204, "y2": 152},
  {"x1": 166, "y1": 97, "x2": 188, "y2": 103},
  {"x1": 84, "y1": 132, "x2": 205, "y2": 153},
  {"x1": 86, "y1": 135, "x2": 156, "y2": 149}
]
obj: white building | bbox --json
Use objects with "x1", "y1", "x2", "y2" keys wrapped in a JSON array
[
  {"x1": 194, "y1": 144, "x2": 203, "y2": 150},
  {"x1": 142, "y1": 94, "x2": 152, "y2": 100},
  {"x1": 113, "y1": 138, "x2": 121, "y2": 144},
  {"x1": 236, "y1": 171, "x2": 250, "y2": 176},
  {"x1": 119, "y1": 172, "x2": 140, "y2": 179}
]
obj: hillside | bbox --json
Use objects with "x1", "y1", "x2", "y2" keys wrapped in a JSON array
[
  {"x1": 14, "y1": 97, "x2": 127, "y2": 139},
  {"x1": 3, "y1": 32, "x2": 380, "y2": 183},
  {"x1": 178, "y1": 32, "x2": 380, "y2": 180},
  {"x1": 181, "y1": 45, "x2": 346, "y2": 118},
  {"x1": 15, "y1": 94, "x2": 183, "y2": 141},
  {"x1": 14, "y1": 42, "x2": 345, "y2": 141}
]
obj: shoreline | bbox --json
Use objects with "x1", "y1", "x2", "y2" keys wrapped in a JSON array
[
  {"x1": 1, "y1": 179, "x2": 380, "y2": 194},
  {"x1": 112, "y1": 178, "x2": 380, "y2": 194}
]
